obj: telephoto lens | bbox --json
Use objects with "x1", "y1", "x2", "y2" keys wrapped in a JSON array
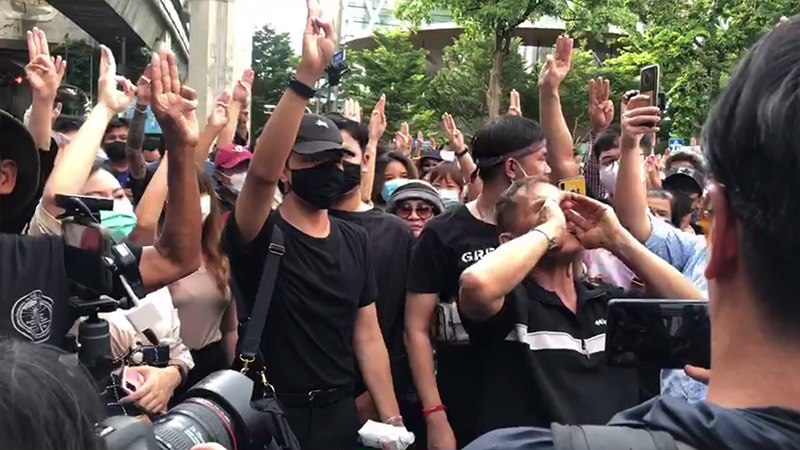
[
  {"x1": 152, "y1": 370, "x2": 271, "y2": 450},
  {"x1": 101, "y1": 370, "x2": 273, "y2": 450}
]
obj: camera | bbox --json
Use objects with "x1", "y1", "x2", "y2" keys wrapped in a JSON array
[{"x1": 100, "y1": 370, "x2": 276, "y2": 450}]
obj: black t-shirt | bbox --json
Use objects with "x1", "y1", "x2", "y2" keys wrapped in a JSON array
[
  {"x1": 1, "y1": 139, "x2": 59, "y2": 234},
  {"x1": 407, "y1": 205, "x2": 498, "y2": 301},
  {"x1": 330, "y1": 208, "x2": 415, "y2": 390},
  {"x1": 225, "y1": 210, "x2": 378, "y2": 392},
  {"x1": 406, "y1": 204, "x2": 499, "y2": 444},
  {"x1": 463, "y1": 279, "x2": 640, "y2": 434}
]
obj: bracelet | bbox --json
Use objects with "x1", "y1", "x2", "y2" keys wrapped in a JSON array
[
  {"x1": 531, "y1": 227, "x2": 557, "y2": 250},
  {"x1": 287, "y1": 74, "x2": 317, "y2": 99},
  {"x1": 455, "y1": 148, "x2": 469, "y2": 158},
  {"x1": 422, "y1": 404, "x2": 446, "y2": 418},
  {"x1": 135, "y1": 104, "x2": 148, "y2": 113},
  {"x1": 384, "y1": 415, "x2": 404, "y2": 426}
]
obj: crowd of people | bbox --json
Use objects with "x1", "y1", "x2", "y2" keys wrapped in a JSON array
[{"x1": 1, "y1": 1, "x2": 800, "y2": 450}]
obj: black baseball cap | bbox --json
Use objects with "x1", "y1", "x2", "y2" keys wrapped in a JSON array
[
  {"x1": 419, "y1": 144, "x2": 442, "y2": 162},
  {"x1": 0, "y1": 110, "x2": 40, "y2": 215},
  {"x1": 293, "y1": 114, "x2": 345, "y2": 155},
  {"x1": 663, "y1": 166, "x2": 704, "y2": 196}
]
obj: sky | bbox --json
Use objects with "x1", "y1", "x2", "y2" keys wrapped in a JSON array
[{"x1": 251, "y1": 1, "x2": 320, "y2": 54}]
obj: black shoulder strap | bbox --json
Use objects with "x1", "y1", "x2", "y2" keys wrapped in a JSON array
[
  {"x1": 231, "y1": 215, "x2": 285, "y2": 360},
  {"x1": 551, "y1": 424, "x2": 697, "y2": 450}
]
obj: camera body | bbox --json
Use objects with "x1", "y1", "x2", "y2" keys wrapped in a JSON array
[{"x1": 100, "y1": 370, "x2": 276, "y2": 450}]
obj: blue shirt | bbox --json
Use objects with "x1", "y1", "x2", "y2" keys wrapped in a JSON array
[
  {"x1": 645, "y1": 215, "x2": 709, "y2": 296},
  {"x1": 645, "y1": 215, "x2": 709, "y2": 403}
]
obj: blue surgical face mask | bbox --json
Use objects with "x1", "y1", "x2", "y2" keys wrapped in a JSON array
[
  {"x1": 438, "y1": 189, "x2": 461, "y2": 209},
  {"x1": 382, "y1": 178, "x2": 409, "y2": 202},
  {"x1": 100, "y1": 199, "x2": 138, "y2": 243}
]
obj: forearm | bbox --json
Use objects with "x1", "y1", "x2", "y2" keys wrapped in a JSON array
[
  {"x1": 610, "y1": 231, "x2": 702, "y2": 299},
  {"x1": 356, "y1": 337, "x2": 400, "y2": 420},
  {"x1": 43, "y1": 104, "x2": 115, "y2": 214},
  {"x1": 457, "y1": 151, "x2": 477, "y2": 184},
  {"x1": 127, "y1": 106, "x2": 148, "y2": 179},
  {"x1": 29, "y1": 94, "x2": 54, "y2": 151},
  {"x1": 217, "y1": 102, "x2": 241, "y2": 147},
  {"x1": 405, "y1": 328, "x2": 443, "y2": 408},
  {"x1": 129, "y1": 157, "x2": 168, "y2": 246},
  {"x1": 540, "y1": 88, "x2": 579, "y2": 183},
  {"x1": 155, "y1": 143, "x2": 201, "y2": 268},
  {"x1": 196, "y1": 125, "x2": 224, "y2": 167},
  {"x1": 613, "y1": 146, "x2": 651, "y2": 242},
  {"x1": 460, "y1": 226, "x2": 551, "y2": 316},
  {"x1": 235, "y1": 81, "x2": 312, "y2": 242},
  {"x1": 360, "y1": 138, "x2": 379, "y2": 203}
]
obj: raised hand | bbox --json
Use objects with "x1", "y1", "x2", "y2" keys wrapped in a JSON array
[
  {"x1": 561, "y1": 193, "x2": 624, "y2": 251},
  {"x1": 233, "y1": 68, "x2": 254, "y2": 107},
  {"x1": 136, "y1": 64, "x2": 153, "y2": 106},
  {"x1": 296, "y1": 0, "x2": 337, "y2": 85},
  {"x1": 620, "y1": 89, "x2": 639, "y2": 116},
  {"x1": 416, "y1": 131, "x2": 424, "y2": 149},
  {"x1": 151, "y1": 50, "x2": 199, "y2": 149},
  {"x1": 368, "y1": 95, "x2": 387, "y2": 141},
  {"x1": 393, "y1": 122, "x2": 412, "y2": 156},
  {"x1": 620, "y1": 95, "x2": 660, "y2": 152},
  {"x1": 589, "y1": 77, "x2": 614, "y2": 133},
  {"x1": 539, "y1": 35, "x2": 573, "y2": 90},
  {"x1": 442, "y1": 113, "x2": 465, "y2": 154},
  {"x1": 507, "y1": 89, "x2": 522, "y2": 116},
  {"x1": 25, "y1": 27, "x2": 66, "y2": 100},
  {"x1": 343, "y1": 98, "x2": 362, "y2": 123},
  {"x1": 97, "y1": 45, "x2": 136, "y2": 114},
  {"x1": 207, "y1": 91, "x2": 231, "y2": 130}
]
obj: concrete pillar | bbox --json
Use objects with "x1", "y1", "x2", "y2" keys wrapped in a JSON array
[{"x1": 187, "y1": 0, "x2": 254, "y2": 126}]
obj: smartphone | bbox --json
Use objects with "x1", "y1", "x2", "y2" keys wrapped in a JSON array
[
  {"x1": 639, "y1": 65, "x2": 660, "y2": 107},
  {"x1": 558, "y1": 176, "x2": 587, "y2": 196},
  {"x1": 121, "y1": 366, "x2": 145, "y2": 395},
  {"x1": 605, "y1": 299, "x2": 710, "y2": 369},
  {"x1": 62, "y1": 221, "x2": 111, "y2": 255}
]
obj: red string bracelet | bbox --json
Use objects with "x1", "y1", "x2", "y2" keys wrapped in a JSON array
[{"x1": 422, "y1": 404, "x2": 446, "y2": 418}]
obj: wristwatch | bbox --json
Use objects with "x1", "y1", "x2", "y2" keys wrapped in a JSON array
[{"x1": 532, "y1": 227, "x2": 557, "y2": 250}]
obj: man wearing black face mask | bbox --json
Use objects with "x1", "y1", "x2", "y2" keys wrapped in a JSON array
[
  {"x1": 224, "y1": 5, "x2": 402, "y2": 447},
  {"x1": 101, "y1": 117, "x2": 132, "y2": 187},
  {"x1": 328, "y1": 110, "x2": 421, "y2": 435}
]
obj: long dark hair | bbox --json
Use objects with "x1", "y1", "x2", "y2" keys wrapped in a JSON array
[
  {"x1": 371, "y1": 149, "x2": 419, "y2": 205},
  {"x1": 198, "y1": 173, "x2": 229, "y2": 295}
]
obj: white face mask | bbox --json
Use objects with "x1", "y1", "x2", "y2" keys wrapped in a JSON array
[
  {"x1": 229, "y1": 172, "x2": 247, "y2": 193},
  {"x1": 200, "y1": 195, "x2": 211, "y2": 222},
  {"x1": 599, "y1": 161, "x2": 619, "y2": 195},
  {"x1": 438, "y1": 189, "x2": 460, "y2": 202},
  {"x1": 599, "y1": 160, "x2": 647, "y2": 196}
]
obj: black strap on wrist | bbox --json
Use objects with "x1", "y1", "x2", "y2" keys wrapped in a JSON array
[
  {"x1": 287, "y1": 74, "x2": 317, "y2": 99},
  {"x1": 456, "y1": 148, "x2": 469, "y2": 158}
]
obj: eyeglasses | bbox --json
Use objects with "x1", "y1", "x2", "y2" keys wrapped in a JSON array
[{"x1": 397, "y1": 202, "x2": 434, "y2": 220}]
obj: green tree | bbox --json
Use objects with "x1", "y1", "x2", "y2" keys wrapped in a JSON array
[
  {"x1": 397, "y1": 0, "x2": 637, "y2": 118},
  {"x1": 608, "y1": 0, "x2": 798, "y2": 137},
  {"x1": 251, "y1": 24, "x2": 298, "y2": 130},
  {"x1": 52, "y1": 37, "x2": 98, "y2": 100},
  {"x1": 341, "y1": 29, "x2": 438, "y2": 136},
  {"x1": 429, "y1": 30, "x2": 536, "y2": 133}
]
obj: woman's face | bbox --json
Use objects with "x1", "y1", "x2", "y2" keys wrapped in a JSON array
[
  {"x1": 394, "y1": 199, "x2": 435, "y2": 238},
  {"x1": 81, "y1": 169, "x2": 126, "y2": 200},
  {"x1": 431, "y1": 174, "x2": 460, "y2": 191},
  {"x1": 384, "y1": 160, "x2": 409, "y2": 182}
]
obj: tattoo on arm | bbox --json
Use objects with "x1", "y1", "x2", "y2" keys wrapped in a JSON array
[{"x1": 127, "y1": 108, "x2": 148, "y2": 179}]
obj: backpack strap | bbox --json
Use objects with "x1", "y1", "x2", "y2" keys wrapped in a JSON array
[{"x1": 552, "y1": 424, "x2": 696, "y2": 450}]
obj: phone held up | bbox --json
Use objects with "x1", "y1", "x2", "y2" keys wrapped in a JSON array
[
  {"x1": 639, "y1": 64, "x2": 663, "y2": 128},
  {"x1": 558, "y1": 176, "x2": 587, "y2": 196},
  {"x1": 605, "y1": 299, "x2": 710, "y2": 370}
]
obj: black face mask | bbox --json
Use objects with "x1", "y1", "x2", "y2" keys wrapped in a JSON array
[
  {"x1": 339, "y1": 161, "x2": 362, "y2": 196},
  {"x1": 103, "y1": 141, "x2": 126, "y2": 162},
  {"x1": 290, "y1": 160, "x2": 344, "y2": 209}
]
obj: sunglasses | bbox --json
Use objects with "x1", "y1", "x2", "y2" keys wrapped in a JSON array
[{"x1": 397, "y1": 202, "x2": 434, "y2": 220}]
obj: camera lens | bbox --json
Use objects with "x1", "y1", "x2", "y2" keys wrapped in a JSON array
[{"x1": 152, "y1": 398, "x2": 236, "y2": 450}]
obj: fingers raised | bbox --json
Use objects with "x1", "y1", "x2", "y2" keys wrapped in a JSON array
[{"x1": 150, "y1": 52, "x2": 164, "y2": 99}]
